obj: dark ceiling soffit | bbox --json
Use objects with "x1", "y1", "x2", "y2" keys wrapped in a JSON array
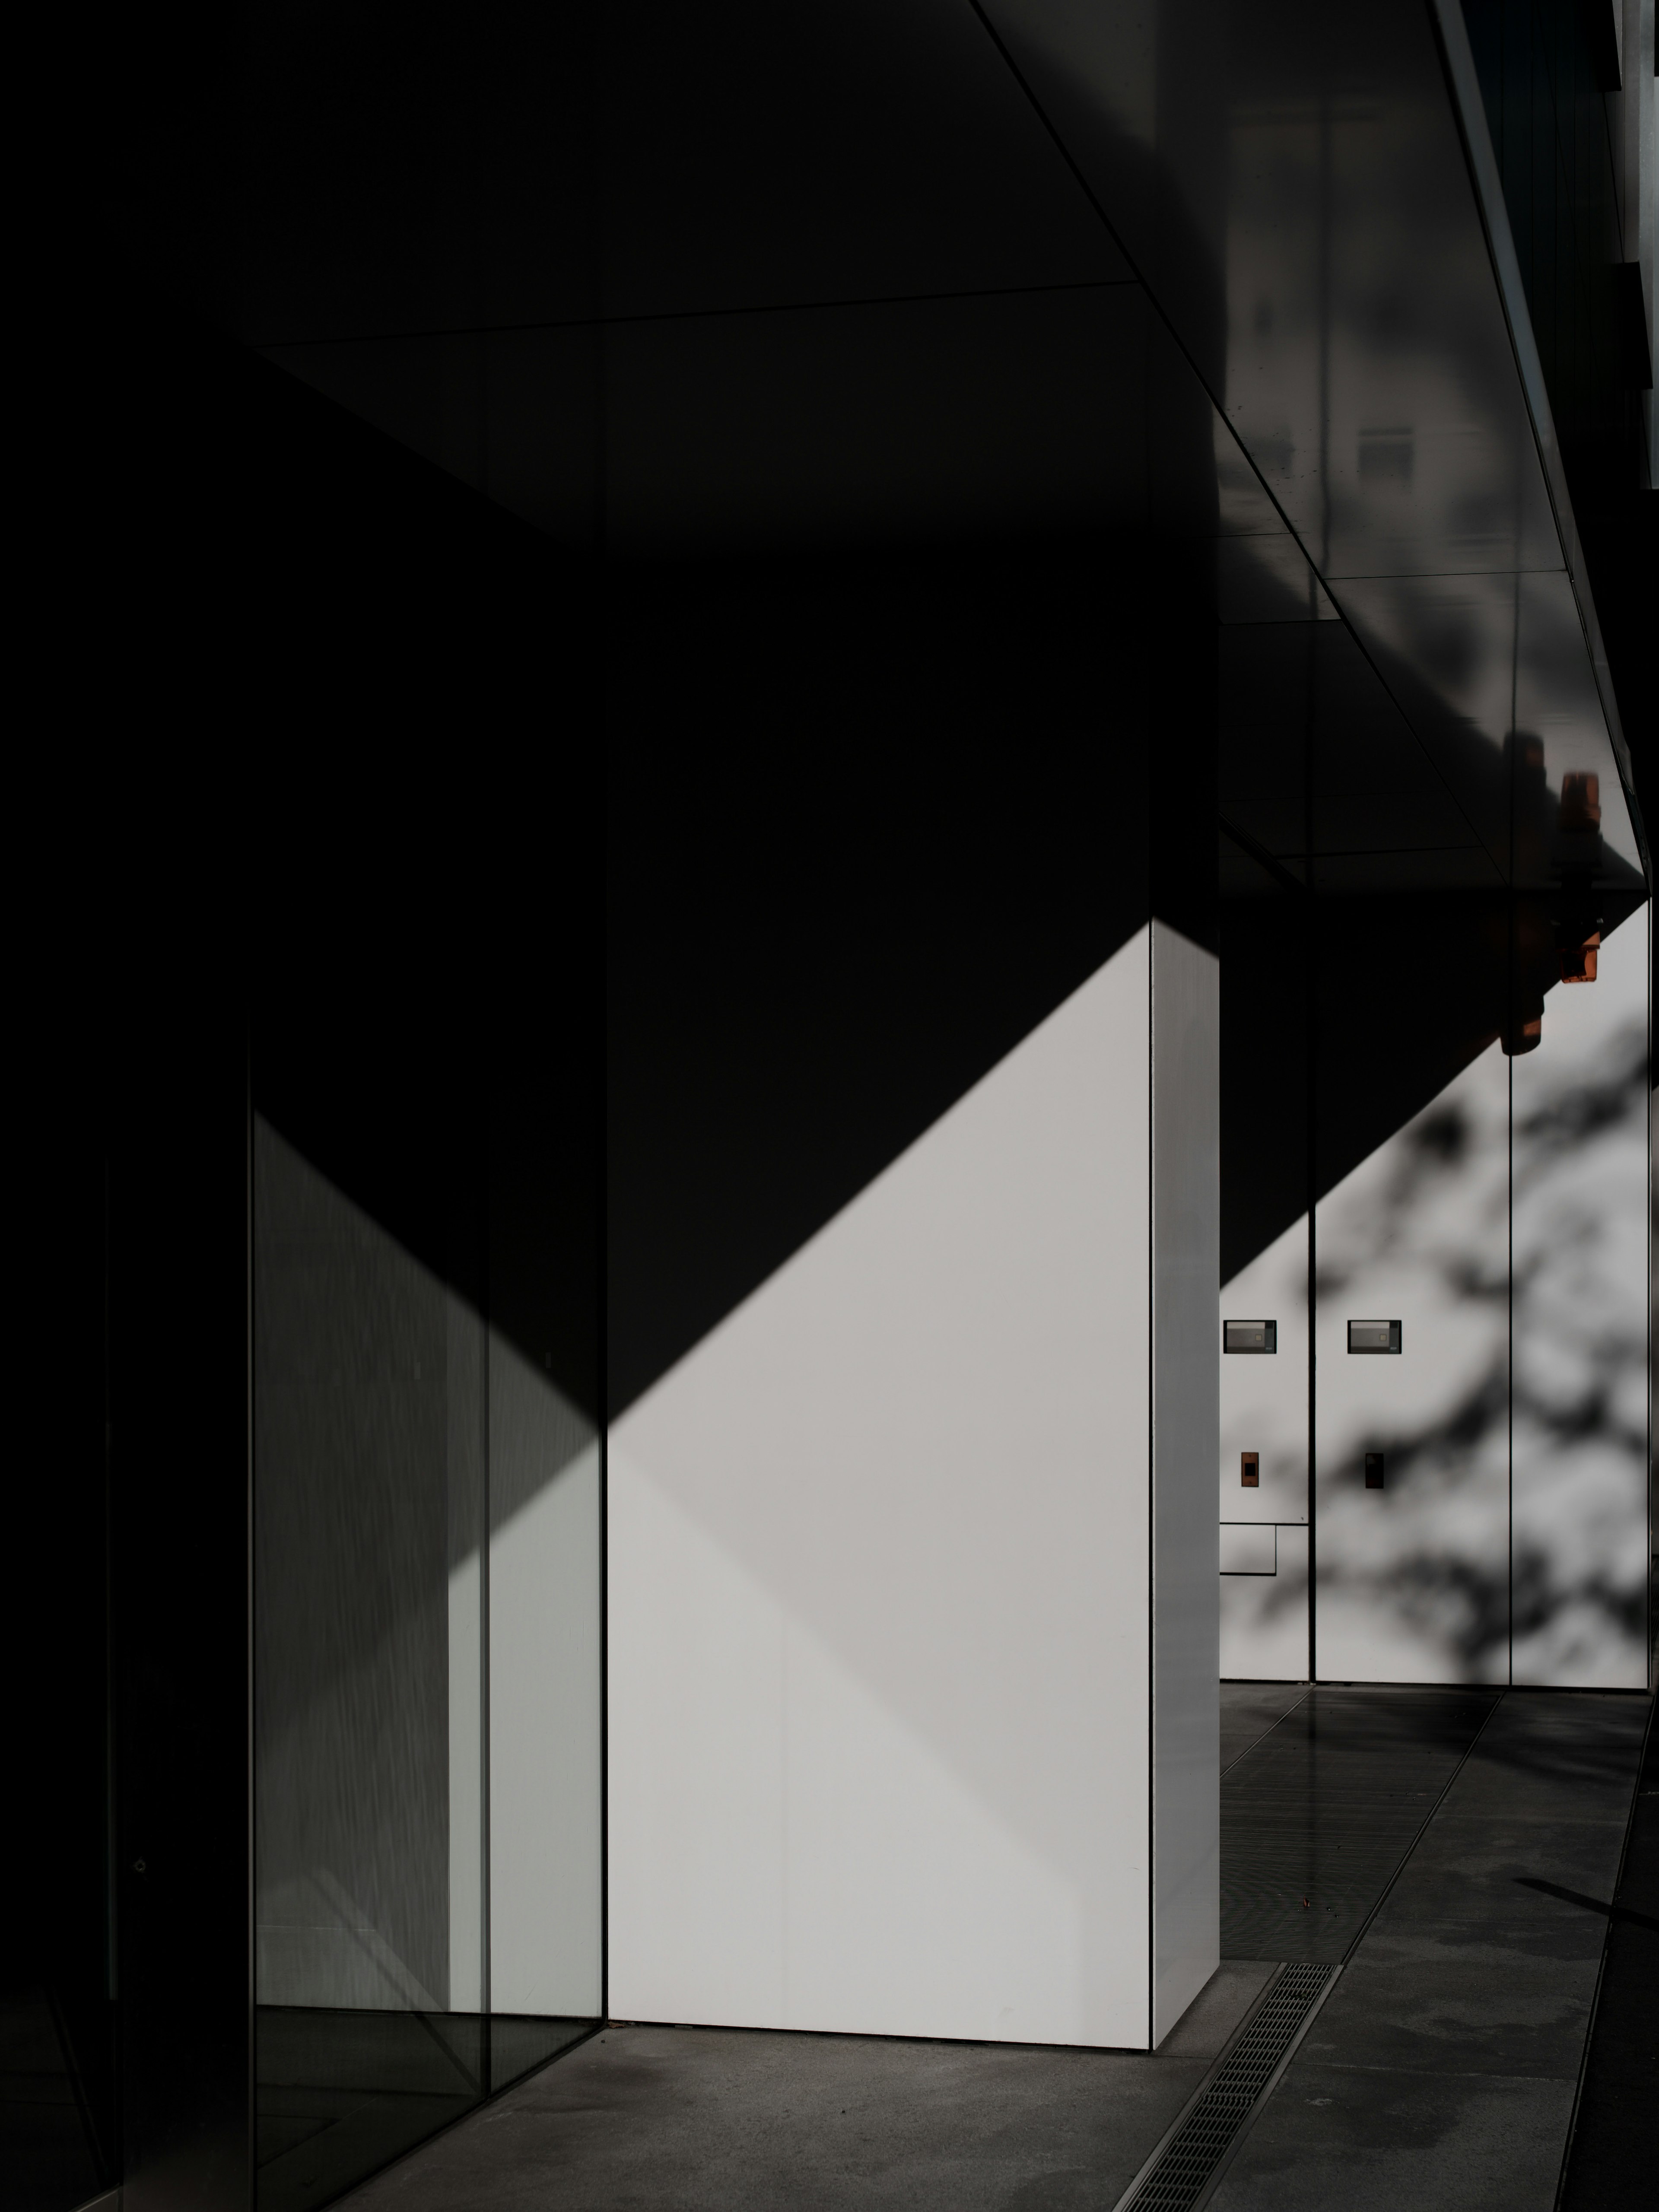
[{"x1": 1428, "y1": 0, "x2": 1651, "y2": 893}]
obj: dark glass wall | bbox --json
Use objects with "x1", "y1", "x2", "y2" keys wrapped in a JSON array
[
  {"x1": 1465, "y1": 0, "x2": 1634, "y2": 460},
  {"x1": 1462, "y1": 0, "x2": 1657, "y2": 778}
]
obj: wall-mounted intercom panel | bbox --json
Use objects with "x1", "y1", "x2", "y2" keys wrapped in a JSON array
[
  {"x1": 1348, "y1": 1319, "x2": 1402, "y2": 1354},
  {"x1": 1224, "y1": 1319, "x2": 1276, "y2": 1353}
]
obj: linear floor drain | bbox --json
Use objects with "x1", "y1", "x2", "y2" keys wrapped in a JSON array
[{"x1": 1116, "y1": 1962, "x2": 1338, "y2": 2212}]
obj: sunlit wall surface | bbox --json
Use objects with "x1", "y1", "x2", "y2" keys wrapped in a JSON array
[
  {"x1": 1510, "y1": 918, "x2": 1650, "y2": 1684},
  {"x1": 1222, "y1": 904, "x2": 1649, "y2": 1688},
  {"x1": 252, "y1": 1121, "x2": 599, "y2": 2212}
]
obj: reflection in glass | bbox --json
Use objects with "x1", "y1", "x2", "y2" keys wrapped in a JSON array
[
  {"x1": 1314, "y1": 1036, "x2": 1512, "y2": 1683},
  {"x1": 253, "y1": 1120, "x2": 597, "y2": 2211},
  {"x1": 1510, "y1": 907, "x2": 1649, "y2": 1688},
  {"x1": 1301, "y1": 904, "x2": 1646, "y2": 1688}
]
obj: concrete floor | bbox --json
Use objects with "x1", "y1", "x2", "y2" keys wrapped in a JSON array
[
  {"x1": 338, "y1": 1685, "x2": 1649, "y2": 2212},
  {"x1": 337, "y1": 1968, "x2": 1274, "y2": 2212}
]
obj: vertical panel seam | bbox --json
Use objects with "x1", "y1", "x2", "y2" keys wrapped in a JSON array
[{"x1": 246, "y1": 1038, "x2": 256, "y2": 2201}]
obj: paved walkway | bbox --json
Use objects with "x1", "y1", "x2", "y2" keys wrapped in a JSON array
[{"x1": 1213, "y1": 1690, "x2": 1649, "y2": 2212}]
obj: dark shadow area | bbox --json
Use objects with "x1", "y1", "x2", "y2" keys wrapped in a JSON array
[
  {"x1": 1223, "y1": 880, "x2": 1646, "y2": 1290},
  {"x1": 1219, "y1": 857, "x2": 1308, "y2": 1287},
  {"x1": 600, "y1": 289, "x2": 1233, "y2": 1413},
  {"x1": 1225, "y1": 886, "x2": 1511, "y2": 1288},
  {"x1": 29, "y1": 205, "x2": 603, "y2": 1411},
  {"x1": 1514, "y1": 1877, "x2": 1659, "y2": 1933},
  {"x1": 1315, "y1": 887, "x2": 1646, "y2": 1216},
  {"x1": 3, "y1": 1040, "x2": 117, "y2": 2212},
  {"x1": 1560, "y1": 1696, "x2": 1659, "y2": 2208},
  {"x1": 0, "y1": 1993, "x2": 105, "y2": 2212},
  {"x1": 605, "y1": 543, "x2": 1172, "y2": 1417}
]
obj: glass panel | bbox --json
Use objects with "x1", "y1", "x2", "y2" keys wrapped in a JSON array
[
  {"x1": 1510, "y1": 901, "x2": 1649, "y2": 1687},
  {"x1": 252, "y1": 1107, "x2": 597, "y2": 2212}
]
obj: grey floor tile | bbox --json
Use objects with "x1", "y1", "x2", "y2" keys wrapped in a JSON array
[
  {"x1": 1435, "y1": 1771, "x2": 1634, "y2": 1825},
  {"x1": 1443, "y1": 1712, "x2": 1648, "y2": 1824},
  {"x1": 1209, "y1": 2062, "x2": 1574, "y2": 2212},
  {"x1": 1294, "y1": 1940, "x2": 1596, "y2": 2078},
  {"x1": 1360, "y1": 1908, "x2": 1609, "y2": 1967},
  {"x1": 1487, "y1": 1691, "x2": 1648, "y2": 1737},
  {"x1": 1398, "y1": 1812, "x2": 1628, "y2": 1886},
  {"x1": 1369, "y1": 1831, "x2": 1627, "y2": 1960}
]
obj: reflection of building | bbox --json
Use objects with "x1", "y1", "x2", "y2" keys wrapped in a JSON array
[{"x1": 11, "y1": 4, "x2": 1653, "y2": 2210}]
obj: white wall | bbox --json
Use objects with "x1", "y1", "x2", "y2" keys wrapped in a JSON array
[
  {"x1": 1510, "y1": 905, "x2": 1650, "y2": 1688},
  {"x1": 608, "y1": 923, "x2": 1221, "y2": 2050}
]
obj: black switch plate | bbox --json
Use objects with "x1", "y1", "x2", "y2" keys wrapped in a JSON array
[
  {"x1": 1224, "y1": 1319, "x2": 1277, "y2": 1353},
  {"x1": 1349, "y1": 1319, "x2": 1402, "y2": 1354}
]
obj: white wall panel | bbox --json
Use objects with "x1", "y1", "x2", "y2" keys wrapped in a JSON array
[
  {"x1": 1220, "y1": 903, "x2": 1650, "y2": 1693},
  {"x1": 609, "y1": 930, "x2": 1170, "y2": 2048},
  {"x1": 1151, "y1": 924, "x2": 1221, "y2": 2043},
  {"x1": 1220, "y1": 1522, "x2": 1309, "y2": 1680},
  {"x1": 488, "y1": 1342, "x2": 604, "y2": 2015},
  {"x1": 605, "y1": 1455, "x2": 787, "y2": 2024},
  {"x1": 1315, "y1": 1042, "x2": 1510, "y2": 1684}
]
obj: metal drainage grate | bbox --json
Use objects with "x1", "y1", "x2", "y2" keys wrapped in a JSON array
[{"x1": 1118, "y1": 1962, "x2": 1338, "y2": 2212}]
